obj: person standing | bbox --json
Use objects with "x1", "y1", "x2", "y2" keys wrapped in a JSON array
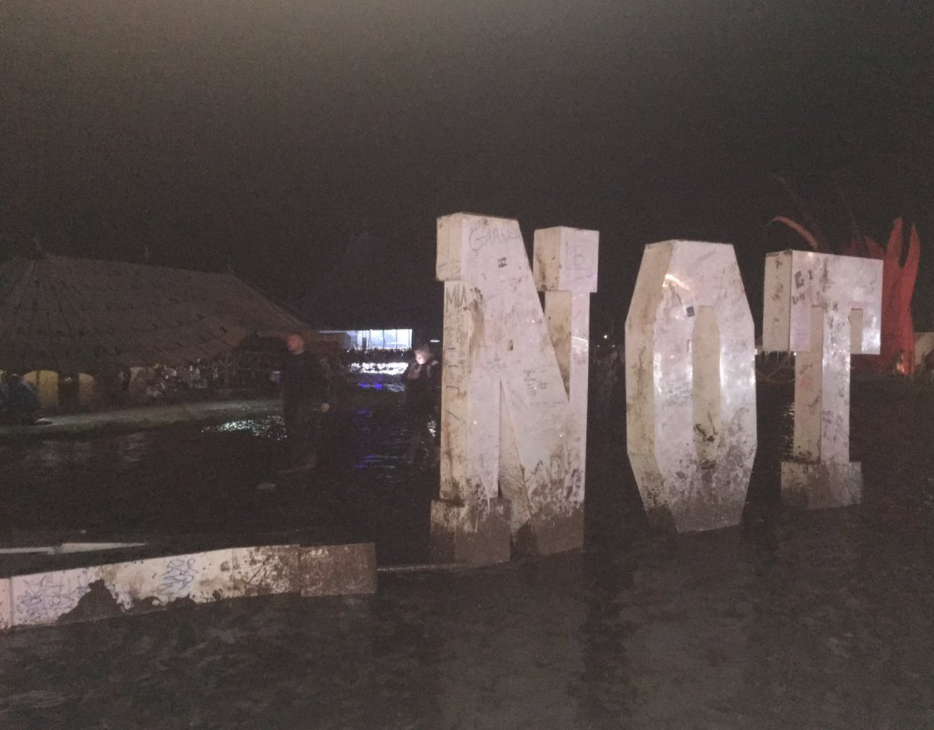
[
  {"x1": 279, "y1": 334, "x2": 329, "y2": 471},
  {"x1": 5, "y1": 375, "x2": 40, "y2": 425},
  {"x1": 402, "y1": 344, "x2": 441, "y2": 465}
]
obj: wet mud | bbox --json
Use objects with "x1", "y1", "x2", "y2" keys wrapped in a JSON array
[{"x1": 1, "y1": 381, "x2": 934, "y2": 728}]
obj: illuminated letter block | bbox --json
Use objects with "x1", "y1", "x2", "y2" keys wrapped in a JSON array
[
  {"x1": 434, "y1": 213, "x2": 598, "y2": 565},
  {"x1": 763, "y1": 251, "x2": 882, "y2": 508},
  {"x1": 625, "y1": 242, "x2": 757, "y2": 532}
]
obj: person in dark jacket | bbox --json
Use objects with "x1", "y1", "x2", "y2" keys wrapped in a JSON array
[
  {"x1": 279, "y1": 334, "x2": 329, "y2": 471},
  {"x1": 402, "y1": 344, "x2": 441, "y2": 465},
  {"x1": 5, "y1": 375, "x2": 40, "y2": 425}
]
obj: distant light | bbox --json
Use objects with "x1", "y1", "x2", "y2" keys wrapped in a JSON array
[
  {"x1": 350, "y1": 362, "x2": 407, "y2": 376},
  {"x1": 603, "y1": 334, "x2": 608, "y2": 339},
  {"x1": 202, "y1": 416, "x2": 285, "y2": 439}
]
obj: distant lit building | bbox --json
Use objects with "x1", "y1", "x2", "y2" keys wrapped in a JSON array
[
  {"x1": 302, "y1": 229, "x2": 441, "y2": 351},
  {"x1": 319, "y1": 329, "x2": 413, "y2": 351}
]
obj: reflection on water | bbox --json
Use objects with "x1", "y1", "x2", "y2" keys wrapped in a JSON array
[
  {"x1": 349, "y1": 362, "x2": 408, "y2": 376},
  {"x1": 202, "y1": 415, "x2": 287, "y2": 440},
  {"x1": 356, "y1": 380, "x2": 404, "y2": 393},
  {"x1": 355, "y1": 452, "x2": 401, "y2": 470},
  {"x1": 350, "y1": 366, "x2": 406, "y2": 393}
]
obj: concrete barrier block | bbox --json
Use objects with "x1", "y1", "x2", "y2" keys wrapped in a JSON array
[
  {"x1": 299, "y1": 543, "x2": 377, "y2": 597},
  {"x1": 0, "y1": 578, "x2": 11, "y2": 632},
  {"x1": 3, "y1": 542, "x2": 377, "y2": 631}
]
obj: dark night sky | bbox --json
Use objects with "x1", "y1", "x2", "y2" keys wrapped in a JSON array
[{"x1": 2, "y1": 0, "x2": 932, "y2": 329}]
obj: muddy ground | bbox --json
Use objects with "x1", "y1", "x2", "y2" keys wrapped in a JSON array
[{"x1": 1, "y1": 381, "x2": 933, "y2": 729}]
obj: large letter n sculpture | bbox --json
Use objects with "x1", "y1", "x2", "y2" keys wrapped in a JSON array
[{"x1": 432, "y1": 213, "x2": 598, "y2": 566}]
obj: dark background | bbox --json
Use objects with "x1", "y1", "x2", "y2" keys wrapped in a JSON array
[{"x1": 2, "y1": 0, "x2": 932, "y2": 332}]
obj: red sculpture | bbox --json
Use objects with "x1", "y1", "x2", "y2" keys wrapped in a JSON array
[{"x1": 861, "y1": 220, "x2": 921, "y2": 375}]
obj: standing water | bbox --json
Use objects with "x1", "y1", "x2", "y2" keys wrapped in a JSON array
[{"x1": 0, "y1": 380, "x2": 933, "y2": 729}]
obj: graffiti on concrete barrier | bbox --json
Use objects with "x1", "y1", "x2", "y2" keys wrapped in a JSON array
[
  {"x1": 15, "y1": 571, "x2": 93, "y2": 623},
  {"x1": 158, "y1": 558, "x2": 196, "y2": 598}
]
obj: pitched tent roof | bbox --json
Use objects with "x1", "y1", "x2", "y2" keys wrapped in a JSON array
[{"x1": 0, "y1": 255, "x2": 312, "y2": 373}]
